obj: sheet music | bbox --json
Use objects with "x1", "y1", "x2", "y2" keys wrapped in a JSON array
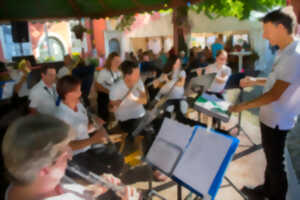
[
  {"x1": 146, "y1": 119, "x2": 236, "y2": 197},
  {"x1": 173, "y1": 127, "x2": 232, "y2": 195},
  {"x1": 146, "y1": 119, "x2": 194, "y2": 174}
]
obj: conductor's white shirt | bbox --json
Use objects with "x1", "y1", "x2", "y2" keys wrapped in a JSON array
[{"x1": 260, "y1": 40, "x2": 300, "y2": 130}]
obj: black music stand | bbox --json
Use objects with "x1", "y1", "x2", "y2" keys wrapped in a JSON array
[{"x1": 225, "y1": 71, "x2": 260, "y2": 146}]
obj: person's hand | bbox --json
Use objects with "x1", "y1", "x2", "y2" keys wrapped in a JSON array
[
  {"x1": 196, "y1": 68, "x2": 203, "y2": 76},
  {"x1": 109, "y1": 100, "x2": 122, "y2": 112},
  {"x1": 240, "y1": 76, "x2": 255, "y2": 88},
  {"x1": 153, "y1": 79, "x2": 160, "y2": 88},
  {"x1": 128, "y1": 92, "x2": 139, "y2": 102},
  {"x1": 119, "y1": 186, "x2": 140, "y2": 200},
  {"x1": 91, "y1": 129, "x2": 107, "y2": 144},
  {"x1": 102, "y1": 173, "x2": 122, "y2": 185},
  {"x1": 85, "y1": 184, "x2": 108, "y2": 198},
  {"x1": 228, "y1": 104, "x2": 245, "y2": 113},
  {"x1": 162, "y1": 74, "x2": 169, "y2": 82},
  {"x1": 95, "y1": 116, "x2": 106, "y2": 126}
]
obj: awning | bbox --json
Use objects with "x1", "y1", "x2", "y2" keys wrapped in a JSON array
[{"x1": 0, "y1": 0, "x2": 202, "y2": 21}]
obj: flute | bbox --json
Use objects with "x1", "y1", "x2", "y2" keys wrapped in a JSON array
[
  {"x1": 146, "y1": 71, "x2": 173, "y2": 87},
  {"x1": 67, "y1": 164, "x2": 126, "y2": 195}
]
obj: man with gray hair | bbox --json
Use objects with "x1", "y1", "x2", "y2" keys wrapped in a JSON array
[{"x1": 2, "y1": 114, "x2": 139, "y2": 200}]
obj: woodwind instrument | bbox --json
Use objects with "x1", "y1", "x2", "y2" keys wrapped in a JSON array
[
  {"x1": 67, "y1": 163, "x2": 125, "y2": 195},
  {"x1": 146, "y1": 71, "x2": 173, "y2": 87}
]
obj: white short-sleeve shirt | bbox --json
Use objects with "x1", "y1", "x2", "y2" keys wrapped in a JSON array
[
  {"x1": 7, "y1": 69, "x2": 29, "y2": 97},
  {"x1": 168, "y1": 70, "x2": 186, "y2": 100},
  {"x1": 57, "y1": 66, "x2": 70, "y2": 79},
  {"x1": 55, "y1": 102, "x2": 90, "y2": 155},
  {"x1": 29, "y1": 80, "x2": 58, "y2": 115},
  {"x1": 260, "y1": 40, "x2": 300, "y2": 130},
  {"x1": 109, "y1": 79, "x2": 146, "y2": 121},
  {"x1": 96, "y1": 68, "x2": 122, "y2": 90},
  {"x1": 206, "y1": 64, "x2": 231, "y2": 93}
]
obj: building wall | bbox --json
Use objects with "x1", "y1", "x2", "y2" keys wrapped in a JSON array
[{"x1": 93, "y1": 19, "x2": 106, "y2": 56}]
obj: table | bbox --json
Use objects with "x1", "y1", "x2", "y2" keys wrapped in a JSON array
[{"x1": 230, "y1": 51, "x2": 252, "y2": 72}]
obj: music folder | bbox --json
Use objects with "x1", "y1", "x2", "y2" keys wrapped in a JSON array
[{"x1": 145, "y1": 118, "x2": 239, "y2": 200}]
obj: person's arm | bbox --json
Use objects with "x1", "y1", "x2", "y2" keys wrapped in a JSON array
[
  {"x1": 240, "y1": 76, "x2": 267, "y2": 88},
  {"x1": 14, "y1": 75, "x2": 27, "y2": 94},
  {"x1": 70, "y1": 129, "x2": 107, "y2": 151},
  {"x1": 229, "y1": 80, "x2": 289, "y2": 112},
  {"x1": 95, "y1": 82, "x2": 109, "y2": 93}
]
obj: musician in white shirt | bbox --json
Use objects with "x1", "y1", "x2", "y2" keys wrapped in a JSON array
[
  {"x1": 55, "y1": 75, "x2": 124, "y2": 177},
  {"x1": 96, "y1": 52, "x2": 122, "y2": 121},
  {"x1": 109, "y1": 60, "x2": 147, "y2": 137},
  {"x1": 2, "y1": 114, "x2": 139, "y2": 200},
  {"x1": 29, "y1": 65, "x2": 58, "y2": 115},
  {"x1": 196, "y1": 50, "x2": 231, "y2": 99}
]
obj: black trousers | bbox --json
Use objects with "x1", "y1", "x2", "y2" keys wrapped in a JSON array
[
  {"x1": 119, "y1": 116, "x2": 164, "y2": 154},
  {"x1": 260, "y1": 122, "x2": 289, "y2": 200},
  {"x1": 163, "y1": 99, "x2": 206, "y2": 127},
  {"x1": 70, "y1": 148, "x2": 124, "y2": 177},
  {"x1": 97, "y1": 91, "x2": 110, "y2": 122}
]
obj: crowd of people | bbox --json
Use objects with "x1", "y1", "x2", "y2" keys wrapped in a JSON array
[{"x1": 0, "y1": 7, "x2": 299, "y2": 200}]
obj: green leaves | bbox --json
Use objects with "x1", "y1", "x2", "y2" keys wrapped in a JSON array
[{"x1": 192, "y1": 0, "x2": 285, "y2": 20}]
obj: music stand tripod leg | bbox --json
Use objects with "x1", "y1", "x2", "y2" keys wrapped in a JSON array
[
  {"x1": 146, "y1": 165, "x2": 167, "y2": 200},
  {"x1": 224, "y1": 176, "x2": 248, "y2": 200},
  {"x1": 178, "y1": 184, "x2": 182, "y2": 200}
]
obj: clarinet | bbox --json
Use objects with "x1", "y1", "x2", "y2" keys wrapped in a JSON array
[{"x1": 80, "y1": 98, "x2": 115, "y2": 149}]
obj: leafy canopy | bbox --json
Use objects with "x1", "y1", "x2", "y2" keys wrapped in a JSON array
[{"x1": 192, "y1": 0, "x2": 286, "y2": 20}]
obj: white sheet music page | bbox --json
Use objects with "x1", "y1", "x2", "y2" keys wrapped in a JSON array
[
  {"x1": 146, "y1": 118, "x2": 194, "y2": 174},
  {"x1": 173, "y1": 127, "x2": 232, "y2": 195}
]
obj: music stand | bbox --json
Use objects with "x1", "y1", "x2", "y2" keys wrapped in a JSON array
[{"x1": 225, "y1": 71, "x2": 260, "y2": 146}]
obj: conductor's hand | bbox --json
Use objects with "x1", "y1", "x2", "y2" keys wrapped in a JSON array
[
  {"x1": 196, "y1": 68, "x2": 203, "y2": 76},
  {"x1": 91, "y1": 128, "x2": 108, "y2": 144},
  {"x1": 240, "y1": 76, "x2": 255, "y2": 88}
]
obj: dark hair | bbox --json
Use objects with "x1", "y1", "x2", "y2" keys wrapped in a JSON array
[
  {"x1": 163, "y1": 55, "x2": 180, "y2": 73},
  {"x1": 41, "y1": 65, "x2": 56, "y2": 75},
  {"x1": 120, "y1": 60, "x2": 138, "y2": 76},
  {"x1": 104, "y1": 52, "x2": 119, "y2": 70},
  {"x1": 216, "y1": 49, "x2": 227, "y2": 57},
  {"x1": 57, "y1": 75, "x2": 81, "y2": 100},
  {"x1": 261, "y1": 7, "x2": 297, "y2": 34}
]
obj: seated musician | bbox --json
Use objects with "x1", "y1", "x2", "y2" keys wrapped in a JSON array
[
  {"x1": 195, "y1": 50, "x2": 231, "y2": 100},
  {"x1": 2, "y1": 114, "x2": 139, "y2": 200},
  {"x1": 152, "y1": 55, "x2": 203, "y2": 127},
  {"x1": 10, "y1": 59, "x2": 32, "y2": 99},
  {"x1": 109, "y1": 61, "x2": 167, "y2": 181},
  {"x1": 29, "y1": 65, "x2": 58, "y2": 115},
  {"x1": 55, "y1": 75, "x2": 124, "y2": 177},
  {"x1": 95, "y1": 52, "x2": 122, "y2": 122},
  {"x1": 109, "y1": 60, "x2": 148, "y2": 139},
  {"x1": 57, "y1": 55, "x2": 73, "y2": 79}
]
